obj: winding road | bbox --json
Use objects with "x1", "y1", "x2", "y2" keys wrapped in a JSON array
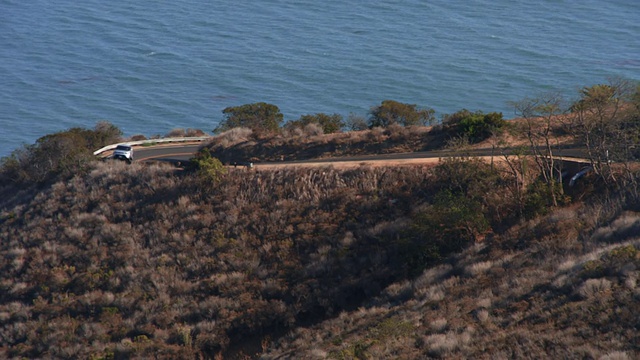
[{"x1": 133, "y1": 142, "x2": 590, "y2": 170}]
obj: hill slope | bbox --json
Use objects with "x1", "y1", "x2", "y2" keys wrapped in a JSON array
[{"x1": 1, "y1": 157, "x2": 639, "y2": 359}]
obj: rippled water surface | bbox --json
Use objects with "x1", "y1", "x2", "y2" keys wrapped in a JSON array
[{"x1": 1, "y1": 0, "x2": 638, "y2": 156}]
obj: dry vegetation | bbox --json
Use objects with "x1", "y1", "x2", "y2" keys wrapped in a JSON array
[
  {"x1": 205, "y1": 124, "x2": 442, "y2": 164},
  {"x1": 1, "y1": 153, "x2": 639, "y2": 359},
  {"x1": 264, "y1": 206, "x2": 640, "y2": 359}
]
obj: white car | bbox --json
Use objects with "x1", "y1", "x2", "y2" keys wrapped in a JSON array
[{"x1": 113, "y1": 144, "x2": 134, "y2": 162}]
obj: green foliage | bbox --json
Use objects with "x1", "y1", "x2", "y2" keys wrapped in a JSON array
[
  {"x1": 370, "y1": 317, "x2": 415, "y2": 340},
  {"x1": 400, "y1": 158, "x2": 500, "y2": 276},
  {"x1": 102, "y1": 307, "x2": 119, "y2": 315},
  {"x1": 442, "y1": 109, "x2": 506, "y2": 143},
  {"x1": 432, "y1": 157, "x2": 500, "y2": 199},
  {"x1": 286, "y1": 113, "x2": 345, "y2": 134},
  {"x1": 571, "y1": 84, "x2": 617, "y2": 112},
  {"x1": 173, "y1": 325, "x2": 192, "y2": 347},
  {"x1": 89, "y1": 349, "x2": 115, "y2": 360},
  {"x1": 0, "y1": 122, "x2": 122, "y2": 184},
  {"x1": 188, "y1": 148, "x2": 227, "y2": 187},
  {"x1": 567, "y1": 80, "x2": 640, "y2": 187},
  {"x1": 214, "y1": 102, "x2": 283, "y2": 135},
  {"x1": 581, "y1": 245, "x2": 639, "y2": 279},
  {"x1": 523, "y1": 180, "x2": 569, "y2": 219},
  {"x1": 607, "y1": 244, "x2": 638, "y2": 263},
  {"x1": 422, "y1": 190, "x2": 490, "y2": 247},
  {"x1": 402, "y1": 190, "x2": 489, "y2": 275},
  {"x1": 368, "y1": 100, "x2": 435, "y2": 128},
  {"x1": 580, "y1": 260, "x2": 605, "y2": 278}
]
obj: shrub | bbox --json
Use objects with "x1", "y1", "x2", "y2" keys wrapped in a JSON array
[
  {"x1": 401, "y1": 190, "x2": 490, "y2": 276},
  {"x1": 523, "y1": 179, "x2": 568, "y2": 219},
  {"x1": 214, "y1": 102, "x2": 283, "y2": 135},
  {"x1": 577, "y1": 278, "x2": 612, "y2": 299},
  {"x1": 285, "y1": 113, "x2": 345, "y2": 134},
  {"x1": 442, "y1": 109, "x2": 506, "y2": 143},
  {"x1": 590, "y1": 214, "x2": 640, "y2": 243},
  {"x1": 186, "y1": 128, "x2": 206, "y2": 137},
  {"x1": 346, "y1": 113, "x2": 368, "y2": 131},
  {"x1": 302, "y1": 123, "x2": 325, "y2": 137},
  {"x1": 166, "y1": 128, "x2": 186, "y2": 137},
  {"x1": 167, "y1": 128, "x2": 206, "y2": 137},
  {"x1": 212, "y1": 127, "x2": 253, "y2": 148},
  {"x1": 368, "y1": 100, "x2": 435, "y2": 128},
  {"x1": 599, "y1": 351, "x2": 631, "y2": 360},
  {"x1": 187, "y1": 148, "x2": 227, "y2": 189}
]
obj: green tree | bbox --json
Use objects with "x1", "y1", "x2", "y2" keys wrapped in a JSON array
[
  {"x1": 188, "y1": 148, "x2": 227, "y2": 188},
  {"x1": 442, "y1": 109, "x2": 506, "y2": 143},
  {"x1": 214, "y1": 102, "x2": 283, "y2": 135},
  {"x1": 1, "y1": 122, "x2": 123, "y2": 184},
  {"x1": 368, "y1": 100, "x2": 435, "y2": 128},
  {"x1": 285, "y1": 113, "x2": 345, "y2": 134},
  {"x1": 432, "y1": 156, "x2": 501, "y2": 203}
]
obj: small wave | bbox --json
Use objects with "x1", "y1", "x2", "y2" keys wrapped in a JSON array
[
  {"x1": 211, "y1": 95, "x2": 238, "y2": 102},
  {"x1": 613, "y1": 59, "x2": 640, "y2": 68},
  {"x1": 56, "y1": 76, "x2": 101, "y2": 86},
  {"x1": 593, "y1": 59, "x2": 640, "y2": 68}
]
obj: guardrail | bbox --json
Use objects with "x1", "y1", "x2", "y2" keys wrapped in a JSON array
[{"x1": 93, "y1": 136, "x2": 211, "y2": 156}]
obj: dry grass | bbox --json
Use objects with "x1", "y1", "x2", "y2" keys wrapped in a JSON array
[{"x1": 2, "y1": 129, "x2": 639, "y2": 359}]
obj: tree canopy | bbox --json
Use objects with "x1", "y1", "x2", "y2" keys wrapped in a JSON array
[
  {"x1": 214, "y1": 102, "x2": 283, "y2": 135},
  {"x1": 368, "y1": 100, "x2": 435, "y2": 128},
  {"x1": 285, "y1": 113, "x2": 345, "y2": 134},
  {"x1": 1, "y1": 122, "x2": 122, "y2": 184}
]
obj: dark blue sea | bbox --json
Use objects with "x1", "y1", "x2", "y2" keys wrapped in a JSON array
[{"x1": 1, "y1": 0, "x2": 638, "y2": 156}]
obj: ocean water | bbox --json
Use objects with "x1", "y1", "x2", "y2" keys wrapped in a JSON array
[{"x1": 1, "y1": 0, "x2": 638, "y2": 157}]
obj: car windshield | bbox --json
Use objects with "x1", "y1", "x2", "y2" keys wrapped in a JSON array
[{"x1": 116, "y1": 145, "x2": 131, "y2": 151}]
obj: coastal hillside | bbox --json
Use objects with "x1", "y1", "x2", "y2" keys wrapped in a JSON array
[{"x1": 1, "y1": 81, "x2": 639, "y2": 359}]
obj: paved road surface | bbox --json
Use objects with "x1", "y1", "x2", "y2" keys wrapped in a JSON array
[
  {"x1": 134, "y1": 143, "x2": 589, "y2": 166},
  {"x1": 136, "y1": 144, "x2": 202, "y2": 162}
]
